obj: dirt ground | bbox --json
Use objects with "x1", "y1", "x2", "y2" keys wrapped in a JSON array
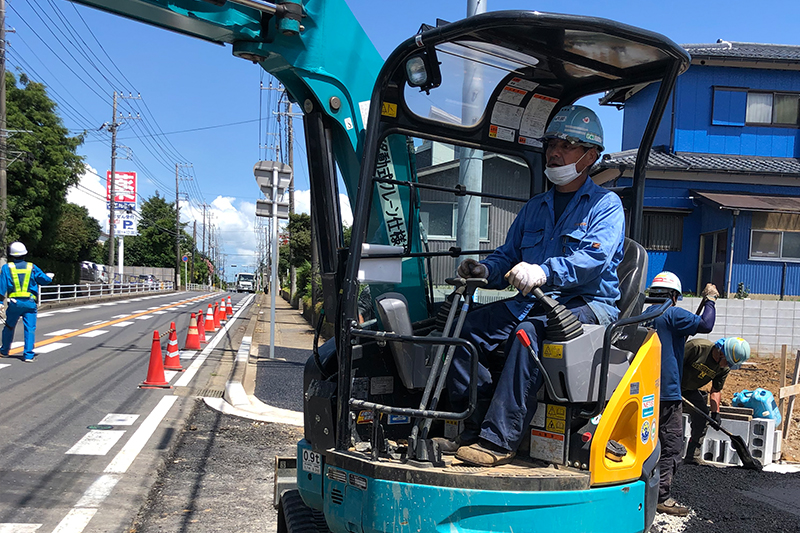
[{"x1": 712, "y1": 355, "x2": 800, "y2": 462}]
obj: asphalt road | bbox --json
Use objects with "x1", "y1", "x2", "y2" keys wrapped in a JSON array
[{"x1": 0, "y1": 290, "x2": 255, "y2": 533}]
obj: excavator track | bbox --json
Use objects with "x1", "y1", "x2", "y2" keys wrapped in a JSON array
[{"x1": 278, "y1": 489, "x2": 331, "y2": 533}]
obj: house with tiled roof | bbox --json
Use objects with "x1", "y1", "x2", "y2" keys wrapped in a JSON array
[{"x1": 594, "y1": 40, "x2": 800, "y2": 298}]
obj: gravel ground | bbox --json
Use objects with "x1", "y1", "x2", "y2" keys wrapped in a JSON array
[
  {"x1": 654, "y1": 462, "x2": 800, "y2": 533},
  {"x1": 132, "y1": 399, "x2": 302, "y2": 533}
]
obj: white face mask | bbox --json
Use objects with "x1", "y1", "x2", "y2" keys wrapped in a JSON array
[{"x1": 544, "y1": 150, "x2": 590, "y2": 186}]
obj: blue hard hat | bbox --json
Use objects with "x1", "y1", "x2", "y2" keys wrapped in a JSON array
[
  {"x1": 543, "y1": 105, "x2": 604, "y2": 152},
  {"x1": 715, "y1": 337, "x2": 751, "y2": 370}
]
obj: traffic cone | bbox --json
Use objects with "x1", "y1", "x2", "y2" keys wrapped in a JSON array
[
  {"x1": 226, "y1": 296, "x2": 233, "y2": 318},
  {"x1": 213, "y1": 302, "x2": 221, "y2": 329},
  {"x1": 217, "y1": 300, "x2": 226, "y2": 324},
  {"x1": 184, "y1": 313, "x2": 201, "y2": 350},
  {"x1": 205, "y1": 304, "x2": 217, "y2": 333},
  {"x1": 164, "y1": 322, "x2": 184, "y2": 372},
  {"x1": 139, "y1": 331, "x2": 172, "y2": 389},
  {"x1": 197, "y1": 309, "x2": 207, "y2": 343}
]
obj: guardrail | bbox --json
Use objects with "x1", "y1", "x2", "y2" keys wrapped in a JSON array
[
  {"x1": 187, "y1": 283, "x2": 214, "y2": 292},
  {"x1": 39, "y1": 281, "x2": 175, "y2": 303}
]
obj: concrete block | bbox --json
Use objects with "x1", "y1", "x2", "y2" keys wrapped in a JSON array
[
  {"x1": 774, "y1": 429, "x2": 783, "y2": 462},
  {"x1": 681, "y1": 414, "x2": 691, "y2": 459},
  {"x1": 749, "y1": 418, "x2": 776, "y2": 466},
  {"x1": 774, "y1": 338, "x2": 793, "y2": 351},
  {"x1": 761, "y1": 307, "x2": 778, "y2": 318},
  {"x1": 745, "y1": 300, "x2": 762, "y2": 311},
  {"x1": 741, "y1": 325, "x2": 761, "y2": 338},
  {"x1": 777, "y1": 300, "x2": 794, "y2": 311},
  {"x1": 759, "y1": 318, "x2": 777, "y2": 329},
  {"x1": 755, "y1": 343, "x2": 777, "y2": 357},
  {"x1": 761, "y1": 300, "x2": 778, "y2": 309},
  {"x1": 777, "y1": 317, "x2": 795, "y2": 329},
  {"x1": 726, "y1": 299, "x2": 745, "y2": 312},
  {"x1": 701, "y1": 437, "x2": 742, "y2": 467}
]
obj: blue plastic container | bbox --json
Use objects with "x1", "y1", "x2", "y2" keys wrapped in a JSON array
[{"x1": 732, "y1": 388, "x2": 782, "y2": 425}]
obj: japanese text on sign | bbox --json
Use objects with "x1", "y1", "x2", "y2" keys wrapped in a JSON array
[
  {"x1": 375, "y1": 140, "x2": 407, "y2": 247},
  {"x1": 106, "y1": 171, "x2": 137, "y2": 204}
]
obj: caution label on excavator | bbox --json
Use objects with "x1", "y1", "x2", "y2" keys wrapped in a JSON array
[
  {"x1": 381, "y1": 102, "x2": 398, "y2": 117},
  {"x1": 530, "y1": 429, "x2": 565, "y2": 464},
  {"x1": 546, "y1": 405, "x2": 566, "y2": 420},
  {"x1": 543, "y1": 344, "x2": 563, "y2": 359},
  {"x1": 545, "y1": 418, "x2": 566, "y2": 433}
]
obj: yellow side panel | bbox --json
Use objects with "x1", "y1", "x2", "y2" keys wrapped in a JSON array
[{"x1": 590, "y1": 330, "x2": 661, "y2": 486}]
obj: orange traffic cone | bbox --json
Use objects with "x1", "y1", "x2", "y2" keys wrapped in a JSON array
[
  {"x1": 205, "y1": 304, "x2": 216, "y2": 333},
  {"x1": 197, "y1": 309, "x2": 207, "y2": 343},
  {"x1": 226, "y1": 296, "x2": 233, "y2": 318},
  {"x1": 217, "y1": 300, "x2": 226, "y2": 324},
  {"x1": 184, "y1": 313, "x2": 201, "y2": 350},
  {"x1": 213, "y1": 302, "x2": 221, "y2": 329},
  {"x1": 139, "y1": 331, "x2": 172, "y2": 389},
  {"x1": 164, "y1": 322, "x2": 184, "y2": 372}
]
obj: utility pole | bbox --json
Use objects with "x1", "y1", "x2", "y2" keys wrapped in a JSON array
[
  {"x1": 201, "y1": 204, "x2": 207, "y2": 259},
  {"x1": 0, "y1": 0, "x2": 7, "y2": 260},
  {"x1": 108, "y1": 91, "x2": 118, "y2": 276},
  {"x1": 192, "y1": 220, "x2": 196, "y2": 284},
  {"x1": 175, "y1": 163, "x2": 180, "y2": 290},
  {"x1": 286, "y1": 98, "x2": 297, "y2": 305}
]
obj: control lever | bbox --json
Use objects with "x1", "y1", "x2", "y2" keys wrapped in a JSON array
[
  {"x1": 531, "y1": 288, "x2": 583, "y2": 341},
  {"x1": 516, "y1": 328, "x2": 569, "y2": 403}
]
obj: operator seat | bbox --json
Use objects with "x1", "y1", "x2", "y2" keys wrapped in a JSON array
[{"x1": 616, "y1": 238, "x2": 648, "y2": 319}]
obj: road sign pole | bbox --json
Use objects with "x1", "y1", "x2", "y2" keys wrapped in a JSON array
[
  {"x1": 118, "y1": 236, "x2": 124, "y2": 281},
  {"x1": 270, "y1": 165, "x2": 279, "y2": 361}
]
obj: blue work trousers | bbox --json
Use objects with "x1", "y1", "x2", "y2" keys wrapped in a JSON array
[
  {"x1": 2, "y1": 298, "x2": 38, "y2": 360},
  {"x1": 447, "y1": 298, "x2": 597, "y2": 453}
]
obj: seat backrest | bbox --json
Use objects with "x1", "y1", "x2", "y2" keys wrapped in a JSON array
[
  {"x1": 617, "y1": 238, "x2": 648, "y2": 319},
  {"x1": 375, "y1": 292, "x2": 430, "y2": 389}
]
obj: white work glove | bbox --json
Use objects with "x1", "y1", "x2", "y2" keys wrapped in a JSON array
[
  {"x1": 457, "y1": 258, "x2": 489, "y2": 279},
  {"x1": 505, "y1": 262, "x2": 547, "y2": 296},
  {"x1": 46, "y1": 272, "x2": 55, "y2": 279}
]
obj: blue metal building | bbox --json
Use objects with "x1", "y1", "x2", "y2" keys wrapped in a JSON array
[{"x1": 595, "y1": 41, "x2": 800, "y2": 297}]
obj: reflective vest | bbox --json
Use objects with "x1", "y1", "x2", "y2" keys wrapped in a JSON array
[{"x1": 8, "y1": 262, "x2": 33, "y2": 298}]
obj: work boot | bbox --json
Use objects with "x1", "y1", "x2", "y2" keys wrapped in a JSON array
[
  {"x1": 684, "y1": 441, "x2": 702, "y2": 465},
  {"x1": 433, "y1": 435, "x2": 477, "y2": 455},
  {"x1": 657, "y1": 498, "x2": 690, "y2": 517}
]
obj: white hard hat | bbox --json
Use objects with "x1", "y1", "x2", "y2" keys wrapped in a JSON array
[
  {"x1": 649, "y1": 271, "x2": 682, "y2": 294},
  {"x1": 9, "y1": 242, "x2": 27, "y2": 257}
]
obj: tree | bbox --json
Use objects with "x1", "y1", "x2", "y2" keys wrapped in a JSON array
[
  {"x1": 124, "y1": 194, "x2": 185, "y2": 268},
  {"x1": 5, "y1": 72, "x2": 84, "y2": 255},
  {"x1": 286, "y1": 213, "x2": 311, "y2": 267},
  {"x1": 50, "y1": 203, "x2": 101, "y2": 263}
]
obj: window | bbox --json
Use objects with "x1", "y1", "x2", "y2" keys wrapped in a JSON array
[
  {"x1": 746, "y1": 92, "x2": 800, "y2": 126},
  {"x1": 712, "y1": 87, "x2": 746, "y2": 126},
  {"x1": 641, "y1": 211, "x2": 685, "y2": 251},
  {"x1": 420, "y1": 202, "x2": 489, "y2": 240},
  {"x1": 750, "y1": 230, "x2": 800, "y2": 260}
]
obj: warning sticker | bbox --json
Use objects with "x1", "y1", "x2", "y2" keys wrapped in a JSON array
[
  {"x1": 543, "y1": 344, "x2": 563, "y2": 359},
  {"x1": 370, "y1": 376, "x2": 394, "y2": 395},
  {"x1": 357, "y1": 410, "x2": 375, "y2": 424},
  {"x1": 546, "y1": 404, "x2": 566, "y2": 420},
  {"x1": 508, "y1": 77, "x2": 539, "y2": 92},
  {"x1": 531, "y1": 403, "x2": 546, "y2": 427},
  {"x1": 530, "y1": 429, "x2": 565, "y2": 464},
  {"x1": 489, "y1": 124, "x2": 515, "y2": 142},
  {"x1": 381, "y1": 102, "x2": 397, "y2": 118},
  {"x1": 490, "y1": 102, "x2": 524, "y2": 130},
  {"x1": 642, "y1": 394, "x2": 655, "y2": 418},
  {"x1": 545, "y1": 418, "x2": 566, "y2": 434},
  {"x1": 444, "y1": 419, "x2": 461, "y2": 439},
  {"x1": 518, "y1": 136, "x2": 543, "y2": 148},
  {"x1": 387, "y1": 415, "x2": 410, "y2": 425},
  {"x1": 497, "y1": 86, "x2": 527, "y2": 106},
  {"x1": 519, "y1": 94, "x2": 559, "y2": 139}
]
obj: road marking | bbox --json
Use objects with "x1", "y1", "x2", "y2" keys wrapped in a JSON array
[
  {"x1": 78, "y1": 330, "x2": 108, "y2": 338},
  {"x1": 0, "y1": 364, "x2": 10, "y2": 371},
  {"x1": 179, "y1": 350, "x2": 196, "y2": 360},
  {"x1": 99, "y1": 414, "x2": 139, "y2": 426},
  {"x1": 134, "y1": 315, "x2": 153, "y2": 320},
  {"x1": 37, "y1": 343, "x2": 70, "y2": 354},
  {"x1": 112, "y1": 322, "x2": 134, "y2": 327},
  {"x1": 66, "y1": 430, "x2": 126, "y2": 455},
  {"x1": 46, "y1": 329, "x2": 78, "y2": 337},
  {"x1": 84, "y1": 320, "x2": 104, "y2": 326},
  {"x1": 75, "y1": 474, "x2": 120, "y2": 508},
  {"x1": 51, "y1": 509, "x2": 96, "y2": 533},
  {"x1": 82, "y1": 305, "x2": 101, "y2": 309},
  {"x1": 57, "y1": 309, "x2": 80, "y2": 314},
  {"x1": 164, "y1": 370, "x2": 178, "y2": 382},
  {"x1": 99, "y1": 302, "x2": 117, "y2": 306},
  {"x1": 37, "y1": 312, "x2": 54, "y2": 318},
  {"x1": 0, "y1": 524, "x2": 42, "y2": 532},
  {"x1": 153, "y1": 310, "x2": 167, "y2": 315},
  {"x1": 175, "y1": 294, "x2": 255, "y2": 387},
  {"x1": 105, "y1": 395, "x2": 178, "y2": 474},
  {"x1": 11, "y1": 342, "x2": 22, "y2": 349},
  {"x1": 111, "y1": 314, "x2": 130, "y2": 319},
  {"x1": 132, "y1": 309, "x2": 149, "y2": 313},
  {"x1": 7, "y1": 294, "x2": 210, "y2": 356}
]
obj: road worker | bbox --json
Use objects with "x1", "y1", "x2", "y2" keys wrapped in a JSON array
[{"x1": 0, "y1": 242, "x2": 54, "y2": 362}]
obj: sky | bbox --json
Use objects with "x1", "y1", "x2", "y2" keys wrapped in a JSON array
[{"x1": 8, "y1": 0, "x2": 800, "y2": 280}]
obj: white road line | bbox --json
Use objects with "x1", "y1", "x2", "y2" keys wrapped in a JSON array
[
  {"x1": 99, "y1": 414, "x2": 139, "y2": 426},
  {"x1": 112, "y1": 321, "x2": 134, "y2": 327},
  {"x1": 105, "y1": 395, "x2": 178, "y2": 474},
  {"x1": 37, "y1": 313, "x2": 54, "y2": 318},
  {"x1": 179, "y1": 350, "x2": 196, "y2": 360},
  {"x1": 45, "y1": 329, "x2": 78, "y2": 337},
  {"x1": 132, "y1": 309, "x2": 149, "y2": 313},
  {"x1": 134, "y1": 316, "x2": 153, "y2": 320},
  {"x1": 82, "y1": 305, "x2": 100, "y2": 309},
  {"x1": 111, "y1": 314, "x2": 130, "y2": 319},
  {"x1": 174, "y1": 294, "x2": 254, "y2": 387},
  {"x1": 0, "y1": 524, "x2": 42, "y2": 532},
  {"x1": 51, "y1": 509, "x2": 96, "y2": 533},
  {"x1": 74, "y1": 474, "x2": 120, "y2": 508},
  {"x1": 65, "y1": 430, "x2": 126, "y2": 455},
  {"x1": 152, "y1": 311, "x2": 167, "y2": 315},
  {"x1": 11, "y1": 342, "x2": 23, "y2": 349},
  {"x1": 78, "y1": 330, "x2": 108, "y2": 338},
  {"x1": 99, "y1": 302, "x2": 117, "y2": 306},
  {"x1": 84, "y1": 320, "x2": 104, "y2": 326},
  {"x1": 164, "y1": 370, "x2": 178, "y2": 382},
  {"x1": 0, "y1": 364, "x2": 10, "y2": 371},
  {"x1": 36, "y1": 343, "x2": 70, "y2": 354}
]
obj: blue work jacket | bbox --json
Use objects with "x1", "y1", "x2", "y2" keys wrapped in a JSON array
[
  {"x1": 480, "y1": 176, "x2": 625, "y2": 325},
  {"x1": 0, "y1": 259, "x2": 53, "y2": 301}
]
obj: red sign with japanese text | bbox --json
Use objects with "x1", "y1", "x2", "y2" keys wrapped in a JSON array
[{"x1": 106, "y1": 171, "x2": 137, "y2": 204}]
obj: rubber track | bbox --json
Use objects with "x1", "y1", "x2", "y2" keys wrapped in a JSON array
[{"x1": 279, "y1": 489, "x2": 331, "y2": 533}]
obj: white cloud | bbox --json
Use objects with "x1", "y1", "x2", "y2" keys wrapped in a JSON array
[
  {"x1": 67, "y1": 164, "x2": 107, "y2": 225},
  {"x1": 294, "y1": 189, "x2": 353, "y2": 226}
]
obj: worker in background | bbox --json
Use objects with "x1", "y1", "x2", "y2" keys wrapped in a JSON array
[
  {"x1": 0, "y1": 242, "x2": 54, "y2": 362},
  {"x1": 646, "y1": 272, "x2": 717, "y2": 516},
  {"x1": 683, "y1": 336, "x2": 751, "y2": 465},
  {"x1": 445, "y1": 105, "x2": 625, "y2": 467}
]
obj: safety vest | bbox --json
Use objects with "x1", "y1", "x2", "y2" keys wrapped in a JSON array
[{"x1": 8, "y1": 262, "x2": 33, "y2": 298}]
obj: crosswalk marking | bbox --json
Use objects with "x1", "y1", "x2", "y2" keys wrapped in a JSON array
[
  {"x1": 0, "y1": 364, "x2": 10, "y2": 371},
  {"x1": 37, "y1": 343, "x2": 70, "y2": 354},
  {"x1": 84, "y1": 320, "x2": 104, "y2": 326},
  {"x1": 112, "y1": 321, "x2": 134, "y2": 327},
  {"x1": 153, "y1": 311, "x2": 167, "y2": 315},
  {"x1": 37, "y1": 312, "x2": 55, "y2": 318},
  {"x1": 179, "y1": 350, "x2": 196, "y2": 360},
  {"x1": 0, "y1": 524, "x2": 43, "y2": 532},
  {"x1": 98, "y1": 414, "x2": 139, "y2": 426},
  {"x1": 66, "y1": 430, "x2": 125, "y2": 455},
  {"x1": 134, "y1": 315, "x2": 153, "y2": 320},
  {"x1": 78, "y1": 330, "x2": 108, "y2": 338},
  {"x1": 11, "y1": 342, "x2": 23, "y2": 349},
  {"x1": 111, "y1": 314, "x2": 130, "y2": 319},
  {"x1": 56, "y1": 308, "x2": 79, "y2": 314},
  {"x1": 46, "y1": 329, "x2": 78, "y2": 337}
]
